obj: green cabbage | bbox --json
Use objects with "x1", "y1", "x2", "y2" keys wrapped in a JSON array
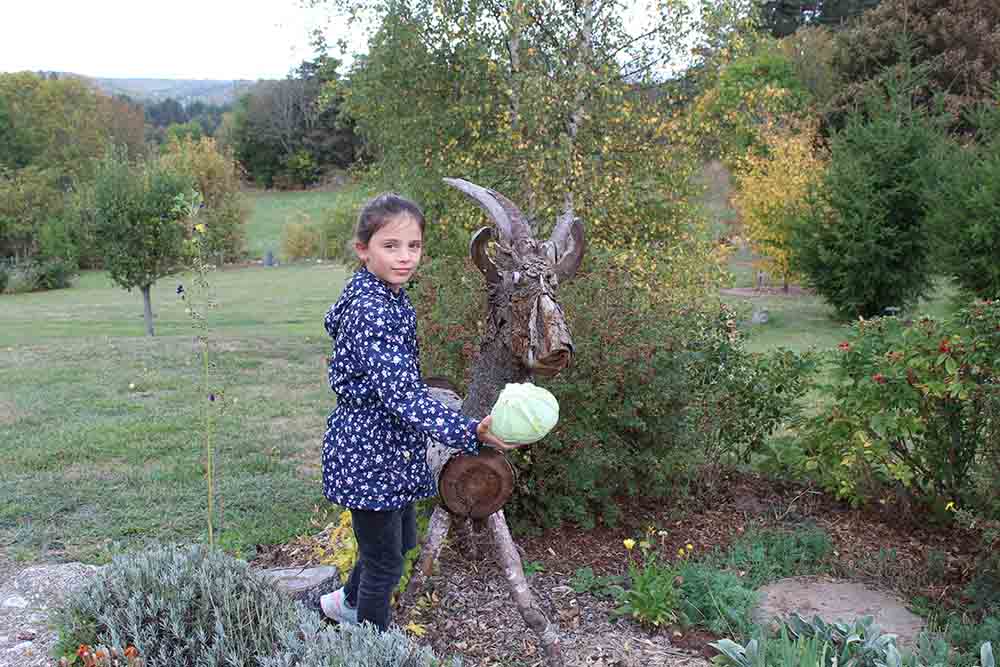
[{"x1": 489, "y1": 382, "x2": 559, "y2": 444}]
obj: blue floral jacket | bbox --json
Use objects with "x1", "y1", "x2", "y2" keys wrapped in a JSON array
[{"x1": 322, "y1": 267, "x2": 480, "y2": 510}]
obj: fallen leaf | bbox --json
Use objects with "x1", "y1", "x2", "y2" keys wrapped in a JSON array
[{"x1": 404, "y1": 621, "x2": 427, "y2": 637}]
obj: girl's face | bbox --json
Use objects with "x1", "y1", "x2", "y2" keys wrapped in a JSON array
[{"x1": 355, "y1": 214, "x2": 423, "y2": 292}]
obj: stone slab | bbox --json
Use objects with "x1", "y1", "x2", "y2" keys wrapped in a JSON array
[{"x1": 753, "y1": 576, "x2": 927, "y2": 647}]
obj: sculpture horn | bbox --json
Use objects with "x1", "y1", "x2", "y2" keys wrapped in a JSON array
[
  {"x1": 551, "y1": 216, "x2": 586, "y2": 282},
  {"x1": 469, "y1": 226, "x2": 500, "y2": 284},
  {"x1": 443, "y1": 178, "x2": 530, "y2": 243}
]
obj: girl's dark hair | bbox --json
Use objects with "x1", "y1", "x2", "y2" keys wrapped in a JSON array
[{"x1": 356, "y1": 193, "x2": 426, "y2": 244}]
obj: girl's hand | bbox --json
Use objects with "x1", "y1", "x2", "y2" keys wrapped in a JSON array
[{"x1": 476, "y1": 415, "x2": 524, "y2": 452}]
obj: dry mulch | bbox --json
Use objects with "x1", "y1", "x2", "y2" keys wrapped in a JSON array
[{"x1": 253, "y1": 473, "x2": 985, "y2": 666}]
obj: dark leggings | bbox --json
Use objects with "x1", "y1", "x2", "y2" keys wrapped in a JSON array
[{"x1": 344, "y1": 504, "x2": 417, "y2": 631}]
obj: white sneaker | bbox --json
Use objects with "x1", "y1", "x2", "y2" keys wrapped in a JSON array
[{"x1": 320, "y1": 587, "x2": 358, "y2": 625}]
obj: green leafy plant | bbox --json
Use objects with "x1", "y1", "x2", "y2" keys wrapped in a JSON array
[
  {"x1": 611, "y1": 539, "x2": 685, "y2": 628},
  {"x1": 570, "y1": 566, "x2": 624, "y2": 599},
  {"x1": 523, "y1": 560, "x2": 546, "y2": 578},
  {"x1": 677, "y1": 563, "x2": 759, "y2": 638},
  {"x1": 710, "y1": 630, "x2": 836, "y2": 667},
  {"x1": 710, "y1": 635, "x2": 768, "y2": 667},
  {"x1": 784, "y1": 613, "x2": 897, "y2": 667},
  {"x1": 797, "y1": 301, "x2": 1000, "y2": 509},
  {"x1": 718, "y1": 527, "x2": 833, "y2": 589}
]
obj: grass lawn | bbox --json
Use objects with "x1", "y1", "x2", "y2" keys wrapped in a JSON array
[
  {"x1": 244, "y1": 187, "x2": 369, "y2": 261},
  {"x1": 722, "y1": 243, "x2": 962, "y2": 355},
  {"x1": 1, "y1": 262, "x2": 350, "y2": 562}
]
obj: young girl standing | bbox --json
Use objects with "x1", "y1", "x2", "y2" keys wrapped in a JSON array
[{"x1": 318, "y1": 193, "x2": 513, "y2": 631}]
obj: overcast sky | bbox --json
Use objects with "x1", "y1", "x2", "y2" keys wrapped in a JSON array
[{"x1": 0, "y1": 1, "x2": 345, "y2": 81}]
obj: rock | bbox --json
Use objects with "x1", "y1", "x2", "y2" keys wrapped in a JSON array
[
  {"x1": 0, "y1": 561, "x2": 103, "y2": 667},
  {"x1": 257, "y1": 565, "x2": 340, "y2": 600},
  {"x1": 753, "y1": 576, "x2": 926, "y2": 648},
  {"x1": 1, "y1": 596, "x2": 27, "y2": 610},
  {"x1": 751, "y1": 307, "x2": 769, "y2": 325}
]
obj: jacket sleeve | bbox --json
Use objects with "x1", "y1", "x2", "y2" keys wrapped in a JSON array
[{"x1": 350, "y1": 302, "x2": 480, "y2": 454}]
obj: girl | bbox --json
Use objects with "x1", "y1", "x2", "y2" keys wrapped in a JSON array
[{"x1": 318, "y1": 193, "x2": 514, "y2": 631}]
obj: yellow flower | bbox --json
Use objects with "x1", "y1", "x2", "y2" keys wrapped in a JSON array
[
  {"x1": 194, "y1": 223, "x2": 206, "y2": 234},
  {"x1": 945, "y1": 501, "x2": 956, "y2": 511},
  {"x1": 686, "y1": 543, "x2": 694, "y2": 551},
  {"x1": 623, "y1": 538, "x2": 636, "y2": 551}
]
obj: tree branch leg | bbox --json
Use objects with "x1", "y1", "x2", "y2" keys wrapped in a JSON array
[
  {"x1": 487, "y1": 510, "x2": 563, "y2": 666},
  {"x1": 454, "y1": 516, "x2": 480, "y2": 561},
  {"x1": 403, "y1": 505, "x2": 452, "y2": 602}
]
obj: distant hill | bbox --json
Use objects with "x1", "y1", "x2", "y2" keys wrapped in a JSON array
[
  {"x1": 91, "y1": 77, "x2": 256, "y2": 106},
  {"x1": 37, "y1": 72, "x2": 259, "y2": 106}
]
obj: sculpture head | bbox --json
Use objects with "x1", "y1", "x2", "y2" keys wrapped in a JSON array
[{"x1": 444, "y1": 178, "x2": 586, "y2": 377}]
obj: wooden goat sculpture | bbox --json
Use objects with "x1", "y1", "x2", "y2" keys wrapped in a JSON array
[{"x1": 415, "y1": 178, "x2": 586, "y2": 667}]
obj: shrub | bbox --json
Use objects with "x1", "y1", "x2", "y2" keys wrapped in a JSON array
[
  {"x1": 0, "y1": 165, "x2": 66, "y2": 263},
  {"x1": 677, "y1": 563, "x2": 758, "y2": 637},
  {"x1": 318, "y1": 185, "x2": 384, "y2": 265},
  {"x1": 52, "y1": 544, "x2": 301, "y2": 667},
  {"x1": 410, "y1": 248, "x2": 815, "y2": 529},
  {"x1": 282, "y1": 221, "x2": 321, "y2": 260},
  {"x1": 261, "y1": 610, "x2": 461, "y2": 667},
  {"x1": 926, "y1": 100, "x2": 1000, "y2": 299},
  {"x1": 797, "y1": 300, "x2": 1000, "y2": 510},
  {"x1": 159, "y1": 137, "x2": 249, "y2": 262},
  {"x1": 733, "y1": 120, "x2": 826, "y2": 291},
  {"x1": 29, "y1": 257, "x2": 76, "y2": 290},
  {"x1": 790, "y1": 64, "x2": 944, "y2": 318}
]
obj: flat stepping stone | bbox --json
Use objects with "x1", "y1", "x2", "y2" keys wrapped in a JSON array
[
  {"x1": 257, "y1": 565, "x2": 340, "y2": 599},
  {"x1": 753, "y1": 576, "x2": 926, "y2": 647}
]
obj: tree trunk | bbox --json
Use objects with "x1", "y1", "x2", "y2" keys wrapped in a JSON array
[
  {"x1": 141, "y1": 284, "x2": 154, "y2": 336},
  {"x1": 488, "y1": 510, "x2": 563, "y2": 665},
  {"x1": 462, "y1": 342, "x2": 529, "y2": 418}
]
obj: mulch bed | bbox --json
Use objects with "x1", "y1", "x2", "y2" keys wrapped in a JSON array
[{"x1": 253, "y1": 472, "x2": 984, "y2": 666}]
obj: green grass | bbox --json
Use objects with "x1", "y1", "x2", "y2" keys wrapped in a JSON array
[
  {"x1": 244, "y1": 186, "x2": 369, "y2": 261},
  {"x1": 1, "y1": 262, "x2": 350, "y2": 562}
]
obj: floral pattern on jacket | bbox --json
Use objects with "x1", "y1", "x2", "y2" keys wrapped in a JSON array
[{"x1": 322, "y1": 267, "x2": 480, "y2": 510}]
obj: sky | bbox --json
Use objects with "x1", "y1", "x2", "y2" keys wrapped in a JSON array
[{"x1": 0, "y1": 1, "x2": 347, "y2": 81}]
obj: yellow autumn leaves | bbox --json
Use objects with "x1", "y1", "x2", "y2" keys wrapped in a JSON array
[{"x1": 733, "y1": 120, "x2": 827, "y2": 289}]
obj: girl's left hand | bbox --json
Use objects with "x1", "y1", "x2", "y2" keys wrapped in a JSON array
[{"x1": 476, "y1": 415, "x2": 524, "y2": 452}]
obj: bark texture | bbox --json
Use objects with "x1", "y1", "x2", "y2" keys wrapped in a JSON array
[{"x1": 489, "y1": 510, "x2": 563, "y2": 664}]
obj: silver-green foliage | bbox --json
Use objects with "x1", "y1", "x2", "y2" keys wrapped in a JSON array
[
  {"x1": 784, "y1": 613, "x2": 896, "y2": 667},
  {"x1": 262, "y1": 610, "x2": 462, "y2": 667},
  {"x1": 711, "y1": 615, "x2": 995, "y2": 667},
  {"x1": 54, "y1": 544, "x2": 301, "y2": 666},
  {"x1": 709, "y1": 630, "x2": 835, "y2": 667}
]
